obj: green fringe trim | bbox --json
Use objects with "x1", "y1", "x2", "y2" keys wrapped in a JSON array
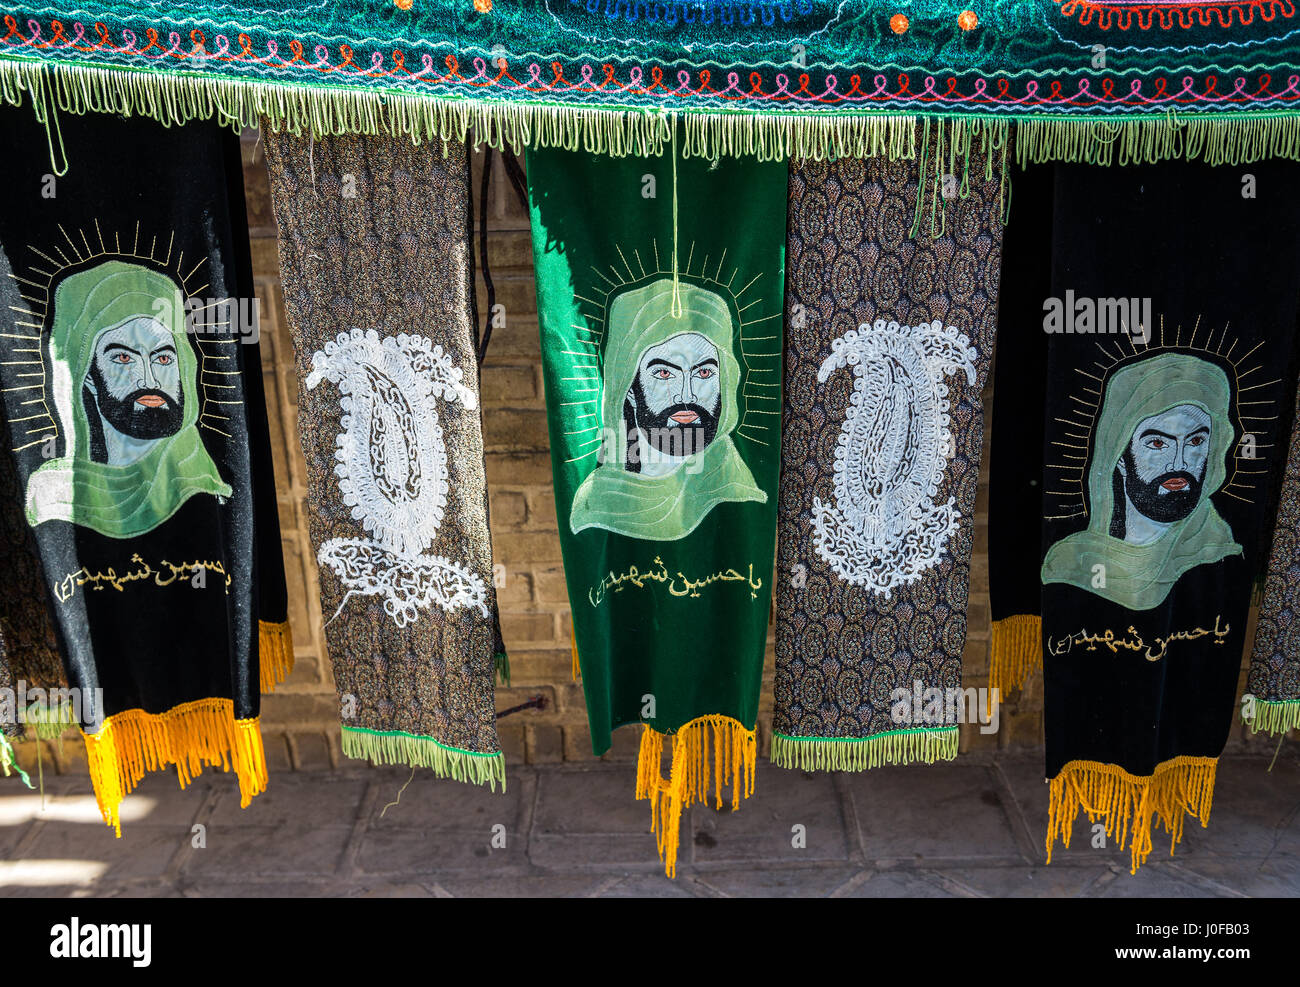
[
  {"x1": 684, "y1": 111, "x2": 935, "y2": 163},
  {"x1": 1242, "y1": 697, "x2": 1300, "y2": 737},
  {"x1": 0, "y1": 56, "x2": 677, "y2": 166},
  {"x1": 5, "y1": 56, "x2": 1299, "y2": 173},
  {"x1": 495, "y1": 651, "x2": 511, "y2": 688},
  {"x1": 0, "y1": 55, "x2": 952, "y2": 162},
  {"x1": 771, "y1": 727, "x2": 960, "y2": 772},
  {"x1": 0, "y1": 57, "x2": 1006, "y2": 217},
  {"x1": 341, "y1": 725, "x2": 506, "y2": 791},
  {"x1": 1015, "y1": 113, "x2": 1300, "y2": 169},
  {"x1": 0, "y1": 731, "x2": 33, "y2": 789},
  {"x1": 21, "y1": 699, "x2": 78, "y2": 742}
]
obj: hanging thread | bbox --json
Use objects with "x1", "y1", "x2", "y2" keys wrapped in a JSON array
[{"x1": 670, "y1": 114, "x2": 682, "y2": 318}]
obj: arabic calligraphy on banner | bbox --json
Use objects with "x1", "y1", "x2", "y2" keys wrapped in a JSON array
[
  {"x1": 54, "y1": 554, "x2": 233, "y2": 602},
  {"x1": 1046, "y1": 617, "x2": 1230, "y2": 663},
  {"x1": 588, "y1": 556, "x2": 764, "y2": 607}
]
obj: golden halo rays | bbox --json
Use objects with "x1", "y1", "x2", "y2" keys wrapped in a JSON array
[
  {"x1": 2, "y1": 222, "x2": 237, "y2": 453},
  {"x1": 1044, "y1": 318, "x2": 1274, "y2": 522},
  {"x1": 559, "y1": 236, "x2": 781, "y2": 464}
]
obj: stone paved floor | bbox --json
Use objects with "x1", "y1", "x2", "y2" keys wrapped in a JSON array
[{"x1": 0, "y1": 751, "x2": 1296, "y2": 897}]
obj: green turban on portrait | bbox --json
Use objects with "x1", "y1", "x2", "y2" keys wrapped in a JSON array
[
  {"x1": 24, "y1": 260, "x2": 231, "y2": 538},
  {"x1": 569, "y1": 278, "x2": 765, "y2": 541},
  {"x1": 1040, "y1": 351, "x2": 1241, "y2": 610}
]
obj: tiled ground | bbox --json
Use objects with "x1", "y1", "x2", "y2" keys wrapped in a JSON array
[{"x1": 0, "y1": 751, "x2": 1296, "y2": 897}]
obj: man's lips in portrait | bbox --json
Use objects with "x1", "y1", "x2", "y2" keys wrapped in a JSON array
[
  {"x1": 1160, "y1": 477, "x2": 1189, "y2": 492},
  {"x1": 135, "y1": 394, "x2": 167, "y2": 409},
  {"x1": 669, "y1": 410, "x2": 700, "y2": 425}
]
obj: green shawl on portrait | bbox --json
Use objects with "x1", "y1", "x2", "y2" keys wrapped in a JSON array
[
  {"x1": 24, "y1": 261, "x2": 231, "y2": 539},
  {"x1": 1041, "y1": 352, "x2": 1241, "y2": 611},
  {"x1": 570, "y1": 279, "x2": 766, "y2": 542}
]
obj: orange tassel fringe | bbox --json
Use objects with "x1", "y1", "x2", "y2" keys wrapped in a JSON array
[
  {"x1": 988, "y1": 614, "x2": 1041, "y2": 713},
  {"x1": 635, "y1": 715, "x2": 756, "y2": 878},
  {"x1": 570, "y1": 629, "x2": 581, "y2": 683},
  {"x1": 83, "y1": 698, "x2": 268, "y2": 836},
  {"x1": 1047, "y1": 755, "x2": 1218, "y2": 875},
  {"x1": 259, "y1": 619, "x2": 295, "y2": 693}
]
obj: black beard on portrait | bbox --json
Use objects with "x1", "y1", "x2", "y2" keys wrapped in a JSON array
[
  {"x1": 1109, "y1": 446, "x2": 1204, "y2": 536},
  {"x1": 86, "y1": 362, "x2": 185, "y2": 444},
  {"x1": 624, "y1": 375, "x2": 719, "y2": 465}
]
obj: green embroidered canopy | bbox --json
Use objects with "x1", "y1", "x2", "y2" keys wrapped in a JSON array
[{"x1": 2, "y1": 0, "x2": 1299, "y2": 166}]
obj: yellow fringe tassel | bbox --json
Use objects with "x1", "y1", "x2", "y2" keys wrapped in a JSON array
[
  {"x1": 258, "y1": 619, "x2": 295, "y2": 693},
  {"x1": 988, "y1": 615, "x2": 1042, "y2": 713},
  {"x1": 82, "y1": 699, "x2": 268, "y2": 837},
  {"x1": 1047, "y1": 756, "x2": 1217, "y2": 875},
  {"x1": 570, "y1": 630, "x2": 581, "y2": 683},
  {"x1": 635, "y1": 715, "x2": 756, "y2": 878}
]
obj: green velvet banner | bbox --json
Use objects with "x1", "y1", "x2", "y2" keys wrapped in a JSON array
[{"x1": 527, "y1": 135, "x2": 785, "y2": 874}]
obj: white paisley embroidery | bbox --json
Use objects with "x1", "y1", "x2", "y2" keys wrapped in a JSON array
[
  {"x1": 306, "y1": 328, "x2": 488, "y2": 626},
  {"x1": 810, "y1": 319, "x2": 977, "y2": 597}
]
